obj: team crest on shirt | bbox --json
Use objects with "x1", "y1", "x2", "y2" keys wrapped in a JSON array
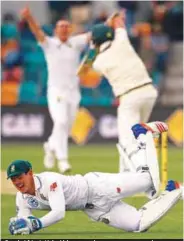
[{"x1": 28, "y1": 197, "x2": 39, "y2": 208}]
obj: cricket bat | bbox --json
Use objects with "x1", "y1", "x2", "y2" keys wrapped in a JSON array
[
  {"x1": 77, "y1": 42, "x2": 96, "y2": 76},
  {"x1": 77, "y1": 49, "x2": 91, "y2": 76}
]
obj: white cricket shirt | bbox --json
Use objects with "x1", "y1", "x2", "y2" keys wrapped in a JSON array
[
  {"x1": 93, "y1": 28, "x2": 152, "y2": 97},
  {"x1": 39, "y1": 34, "x2": 88, "y2": 96},
  {"x1": 16, "y1": 172, "x2": 88, "y2": 228}
]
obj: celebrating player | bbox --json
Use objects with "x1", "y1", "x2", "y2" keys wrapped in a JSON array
[
  {"x1": 8, "y1": 121, "x2": 182, "y2": 235},
  {"x1": 20, "y1": 7, "x2": 91, "y2": 173},
  {"x1": 78, "y1": 11, "x2": 158, "y2": 173}
]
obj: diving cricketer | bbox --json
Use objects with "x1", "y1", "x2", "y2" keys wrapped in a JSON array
[
  {"x1": 8, "y1": 122, "x2": 181, "y2": 235},
  {"x1": 20, "y1": 7, "x2": 91, "y2": 173},
  {"x1": 78, "y1": 11, "x2": 158, "y2": 173}
]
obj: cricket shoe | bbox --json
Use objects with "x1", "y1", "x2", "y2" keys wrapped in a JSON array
[
  {"x1": 58, "y1": 161, "x2": 72, "y2": 174},
  {"x1": 141, "y1": 121, "x2": 168, "y2": 138},
  {"x1": 43, "y1": 142, "x2": 55, "y2": 169},
  {"x1": 165, "y1": 180, "x2": 184, "y2": 200},
  {"x1": 165, "y1": 180, "x2": 181, "y2": 192}
]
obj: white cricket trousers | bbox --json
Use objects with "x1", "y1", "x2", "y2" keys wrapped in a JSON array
[
  {"x1": 118, "y1": 84, "x2": 158, "y2": 172},
  {"x1": 118, "y1": 84, "x2": 158, "y2": 143},
  {"x1": 47, "y1": 87, "x2": 80, "y2": 160},
  {"x1": 84, "y1": 171, "x2": 152, "y2": 232}
]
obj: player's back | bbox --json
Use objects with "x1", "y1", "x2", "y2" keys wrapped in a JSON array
[
  {"x1": 37, "y1": 172, "x2": 89, "y2": 210},
  {"x1": 93, "y1": 28, "x2": 152, "y2": 97}
]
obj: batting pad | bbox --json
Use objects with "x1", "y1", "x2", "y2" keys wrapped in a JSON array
[
  {"x1": 137, "y1": 189, "x2": 182, "y2": 232},
  {"x1": 144, "y1": 131, "x2": 160, "y2": 199},
  {"x1": 116, "y1": 143, "x2": 136, "y2": 172}
]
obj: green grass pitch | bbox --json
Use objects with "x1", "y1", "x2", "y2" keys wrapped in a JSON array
[{"x1": 1, "y1": 144, "x2": 183, "y2": 239}]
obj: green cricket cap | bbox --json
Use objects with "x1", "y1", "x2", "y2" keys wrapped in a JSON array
[
  {"x1": 7, "y1": 160, "x2": 32, "y2": 179},
  {"x1": 91, "y1": 23, "x2": 115, "y2": 46}
]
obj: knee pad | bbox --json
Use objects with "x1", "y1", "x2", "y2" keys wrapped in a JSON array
[{"x1": 131, "y1": 124, "x2": 148, "y2": 139}]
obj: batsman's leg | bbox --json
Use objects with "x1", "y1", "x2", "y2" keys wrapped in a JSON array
[
  {"x1": 131, "y1": 121, "x2": 168, "y2": 198},
  {"x1": 118, "y1": 122, "x2": 162, "y2": 199},
  {"x1": 117, "y1": 100, "x2": 141, "y2": 173},
  {"x1": 140, "y1": 96, "x2": 157, "y2": 124}
]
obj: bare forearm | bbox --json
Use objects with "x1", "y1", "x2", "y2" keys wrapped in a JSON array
[
  {"x1": 25, "y1": 15, "x2": 45, "y2": 42},
  {"x1": 20, "y1": 7, "x2": 46, "y2": 43}
]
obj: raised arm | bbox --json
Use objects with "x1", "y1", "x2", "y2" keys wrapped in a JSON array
[
  {"x1": 20, "y1": 7, "x2": 46, "y2": 43},
  {"x1": 106, "y1": 10, "x2": 126, "y2": 29}
]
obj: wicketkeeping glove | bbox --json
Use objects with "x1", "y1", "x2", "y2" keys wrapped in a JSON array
[
  {"x1": 9, "y1": 217, "x2": 30, "y2": 235},
  {"x1": 9, "y1": 216, "x2": 42, "y2": 235}
]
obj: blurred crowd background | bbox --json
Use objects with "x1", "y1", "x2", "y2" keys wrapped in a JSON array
[{"x1": 1, "y1": 0, "x2": 183, "y2": 107}]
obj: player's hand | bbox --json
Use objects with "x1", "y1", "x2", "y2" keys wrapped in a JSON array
[
  {"x1": 20, "y1": 7, "x2": 31, "y2": 19},
  {"x1": 106, "y1": 12, "x2": 118, "y2": 27},
  {"x1": 106, "y1": 10, "x2": 126, "y2": 28},
  {"x1": 9, "y1": 217, "x2": 30, "y2": 235},
  {"x1": 9, "y1": 216, "x2": 42, "y2": 235}
]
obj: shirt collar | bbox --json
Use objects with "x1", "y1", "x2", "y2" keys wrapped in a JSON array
[
  {"x1": 22, "y1": 175, "x2": 41, "y2": 199},
  {"x1": 99, "y1": 41, "x2": 112, "y2": 53},
  {"x1": 53, "y1": 36, "x2": 72, "y2": 47},
  {"x1": 33, "y1": 175, "x2": 42, "y2": 191}
]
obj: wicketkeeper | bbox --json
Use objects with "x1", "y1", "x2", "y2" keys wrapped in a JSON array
[{"x1": 8, "y1": 122, "x2": 182, "y2": 235}]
